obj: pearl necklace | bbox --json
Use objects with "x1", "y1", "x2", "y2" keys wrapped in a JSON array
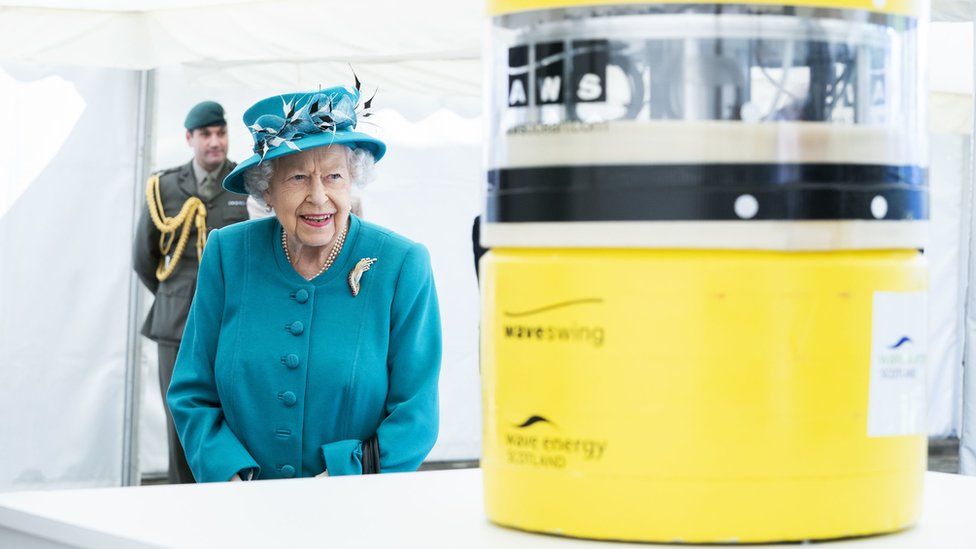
[{"x1": 282, "y1": 223, "x2": 348, "y2": 280}]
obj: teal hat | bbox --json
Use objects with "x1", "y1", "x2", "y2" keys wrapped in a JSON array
[
  {"x1": 222, "y1": 85, "x2": 386, "y2": 195},
  {"x1": 184, "y1": 100, "x2": 226, "y2": 130}
]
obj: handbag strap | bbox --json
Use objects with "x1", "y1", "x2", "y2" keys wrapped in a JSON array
[{"x1": 362, "y1": 436, "x2": 381, "y2": 474}]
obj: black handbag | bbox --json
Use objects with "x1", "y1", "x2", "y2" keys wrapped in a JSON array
[{"x1": 361, "y1": 435, "x2": 381, "y2": 474}]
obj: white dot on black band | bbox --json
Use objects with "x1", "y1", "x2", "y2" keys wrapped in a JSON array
[
  {"x1": 734, "y1": 194, "x2": 759, "y2": 220},
  {"x1": 871, "y1": 195, "x2": 888, "y2": 219}
]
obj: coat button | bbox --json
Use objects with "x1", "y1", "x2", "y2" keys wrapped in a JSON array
[
  {"x1": 280, "y1": 465, "x2": 296, "y2": 478},
  {"x1": 282, "y1": 354, "x2": 300, "y2": 369},
  {"x1": 288, "y1": 321, "x2": 304, "y2": 335},
  {"x1": 280, "y1": 391, "x2": 297, "y2": 407},
  {"x1": 295, "y1": 289, "x2": 309, "y2": 303}
]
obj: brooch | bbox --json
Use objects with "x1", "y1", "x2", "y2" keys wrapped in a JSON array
[{"x1": 348, "y1": 258, "x2": 377, "y2": 297}]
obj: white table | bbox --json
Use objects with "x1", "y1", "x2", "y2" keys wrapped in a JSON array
[{"x1": 0, "y1": 470, "x2": 973, "y2": 548}]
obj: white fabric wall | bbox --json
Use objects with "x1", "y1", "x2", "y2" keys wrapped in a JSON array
[
  {"x1": 138, "y1": 61, "x2": 483, "y2": 474},
  {"x1": 927, "y1": 130, "x2": 969, "y2": 437},
  {"x1": 924, "y1": 24, "x2": 973, "y2": 439},
  {"x1": 0, "y1": 64, "x2": 139, "y2": 491}
]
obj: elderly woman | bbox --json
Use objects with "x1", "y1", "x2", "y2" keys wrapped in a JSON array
[{"x1": 167, "y1": 85, "x2": 441, "y2": 481}]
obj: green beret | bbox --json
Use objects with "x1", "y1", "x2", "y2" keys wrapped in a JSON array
[{"x1": 184, "y1": 101, "x2": 226, "y2": 130}]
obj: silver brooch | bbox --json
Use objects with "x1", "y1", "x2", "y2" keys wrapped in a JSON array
[{"x1": 348, "y1": 258, "x2": 377, "y2": 297}]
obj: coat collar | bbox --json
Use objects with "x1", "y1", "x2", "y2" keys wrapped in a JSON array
[{"x1": 272, "y1": 214, "x2": 363, "y2": 287}]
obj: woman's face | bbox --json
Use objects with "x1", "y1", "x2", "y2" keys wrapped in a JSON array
[{"x1": 265, "y1": 146, "x2": 352, "y2": 248}]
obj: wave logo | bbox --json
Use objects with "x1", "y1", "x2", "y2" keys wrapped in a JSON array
[
  {"x1": 888, "y1": 336, "x2": 913, "y2": 349},
  {"x1": 514, "y1": 415, "x2": 555, "y2": 429},
  {"x1": 877, "y1": 333, "x2": 925, "y2": 373},
  {"x1": 503, "y1": 298, "x2": 602, "y2": 318}
]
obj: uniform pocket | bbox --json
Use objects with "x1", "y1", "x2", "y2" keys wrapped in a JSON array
[{"x1": 148, "y1": 291, "x2": 192, "y2": 343}]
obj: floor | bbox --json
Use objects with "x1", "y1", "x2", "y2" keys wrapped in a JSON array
[{"x1": 929, "y1": 437, "x2": 960, "y2": 474}]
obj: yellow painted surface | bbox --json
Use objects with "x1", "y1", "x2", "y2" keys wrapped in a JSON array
[
  {"x1": 481, "y1": 248, "x2": 926, "y2": 543},
  {"x1": 488, "y1": 0, "x2": 925, "y2": 17}
]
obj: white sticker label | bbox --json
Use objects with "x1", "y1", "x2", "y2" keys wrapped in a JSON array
[{"x1": 867, "y1": 292, "x2": 926, "y2": 437}]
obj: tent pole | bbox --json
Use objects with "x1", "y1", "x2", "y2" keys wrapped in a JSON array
[
  {"x1": 962, "y1": 16, "x2": 976, "y2": 476},
  {"x1": 122, "y1": 68, "x2": 156, "y2": 486}
]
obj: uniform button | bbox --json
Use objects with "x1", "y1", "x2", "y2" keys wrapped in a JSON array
[
  {"x1": 288, "y1": 321, "x2": 304, "y2": 335},
  {"x1": 295, "y1": 289, "x2": 309, "y2": 303},
  {"x1": 280, "y1": 465, "x2": 296, "y2": 478},
  {"x1": 282, "y1": 354, "x2": 300, "y2": 369},
  {"x1": 281, "y1": 391, "x2": 297, "y2": 407}
]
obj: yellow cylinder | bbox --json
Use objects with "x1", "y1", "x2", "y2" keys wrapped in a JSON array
[{"x1": 481, "y1": 248, "x2": 927, "y2": 543}]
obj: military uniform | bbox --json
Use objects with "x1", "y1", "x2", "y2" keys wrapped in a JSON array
[{"x1": 133, "y1": 158, "x2": 248, "y2": 483}]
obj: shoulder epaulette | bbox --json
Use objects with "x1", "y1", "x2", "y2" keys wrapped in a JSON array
[{"x1": 155, "y1": 165, "x2": 183, "y2": 177}]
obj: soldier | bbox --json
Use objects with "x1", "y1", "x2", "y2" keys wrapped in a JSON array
[{"x1": 132, "y1": 101, "x2": 249, "y2": 484}]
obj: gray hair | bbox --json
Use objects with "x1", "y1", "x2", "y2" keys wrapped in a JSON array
[{"x1": 242, "y1": 145, "x2": 376, "y2": 200}]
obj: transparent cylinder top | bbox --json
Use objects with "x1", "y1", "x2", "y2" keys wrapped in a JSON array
[{"x1": 484, "y1": 1, "x2": 928, "y2": 250}]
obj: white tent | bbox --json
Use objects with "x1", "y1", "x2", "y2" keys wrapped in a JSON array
[
  {"x1": 0, "y1": 0, "x2": 974, "y2": 490},
  {"x1": 0, "y1": 0, "x2": 484, "y2": 490}
]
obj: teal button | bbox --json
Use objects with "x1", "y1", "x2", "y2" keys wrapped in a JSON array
[
  {"x1": 295, "y1": 289, "x2": 309, "y2": 303},
  {"x1": 288, "y1": 321, "x2": 304, "y2": 335},
  {"x1": 283, "y1": 354, "x2": 299, "y2": 369},
  {"x1": 280, "y1": 465, "x2": 296, "y2": 478},
  {"x1": 281, "y1": 391, "x2": 297, "y2": 407}
]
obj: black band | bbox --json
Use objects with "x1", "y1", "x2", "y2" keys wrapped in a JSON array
[
  {"x1": 486, "y1": 163, "x2": 928, "y2": 222},
  {"x1": 362, "y1": 436, "x2": 381, "y2": 475}
]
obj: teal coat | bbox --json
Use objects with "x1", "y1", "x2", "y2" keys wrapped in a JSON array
[{"x1": 167, "y1": 215, "x2": 441, "y2": 482}]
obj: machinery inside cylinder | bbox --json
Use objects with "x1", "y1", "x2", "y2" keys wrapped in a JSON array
[{"x1": 483, "y1": 1, "x2": 927, "y2": 249}]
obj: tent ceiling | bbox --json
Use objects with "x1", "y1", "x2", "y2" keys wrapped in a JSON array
[
  {"x1": 0, "y1": 0, "x2": 482, "y2": 69},
  {"x1": 0, "y1": 0, "x2": 252, "y2": 10},
  {"x1": 0, "y1": 1, "x2": 969, "y2": 70},
  {"x1": 932, "y1": 0, "x2": 974, "y2": 21}
]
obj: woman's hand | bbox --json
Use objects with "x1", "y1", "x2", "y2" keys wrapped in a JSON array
[{"x1": 229, "y1": 474, "x2": 242, "y2": 482}]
